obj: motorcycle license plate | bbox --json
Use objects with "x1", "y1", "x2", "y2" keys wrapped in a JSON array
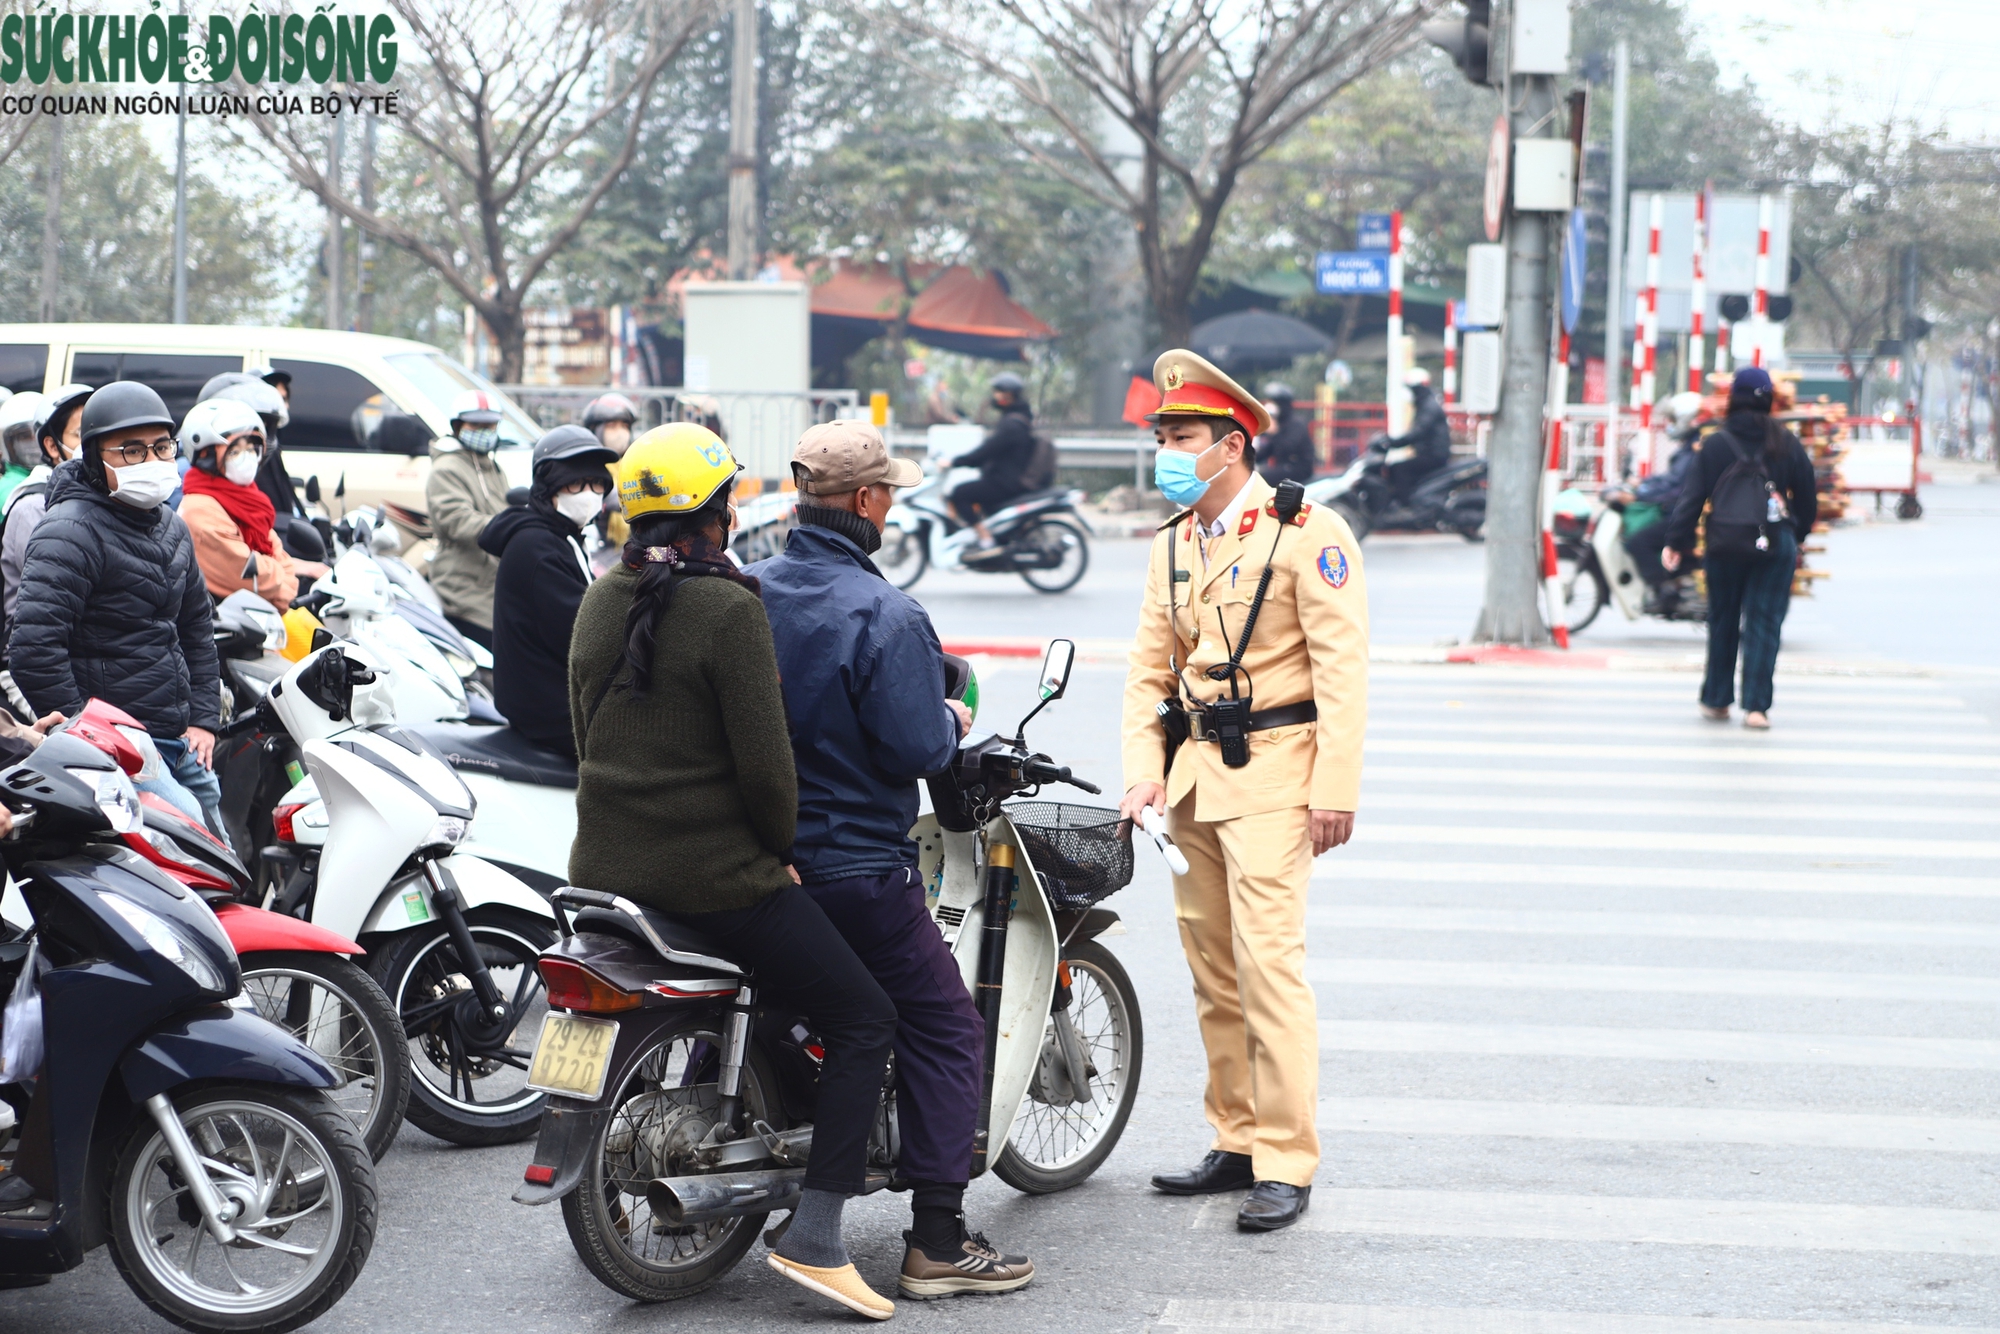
[{"x1": 526, "y1": 1013, "x2": 619, "y2": 1099}]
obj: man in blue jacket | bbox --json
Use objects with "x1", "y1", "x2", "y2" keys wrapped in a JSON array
[{"x1": 750, "y1": 421, "x2": 1035, "y2": 1301}]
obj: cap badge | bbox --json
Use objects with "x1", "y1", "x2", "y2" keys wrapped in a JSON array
[{"x1": 1163, "y1": 364, "x2": 1184, "y2": 391}]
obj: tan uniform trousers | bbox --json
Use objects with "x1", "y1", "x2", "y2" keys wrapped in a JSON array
[{"x1": 1167, "y1": 794, "x2": 1318, "y2": 1187}]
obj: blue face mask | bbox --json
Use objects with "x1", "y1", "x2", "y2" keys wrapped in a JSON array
[{"x1": 1153, "y1": 438, "x2": 1223, "y2": 507}]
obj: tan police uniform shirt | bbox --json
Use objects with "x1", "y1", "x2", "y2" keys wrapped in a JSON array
[{"x1": 1120, "y1": 472, "x2": 1369, "y2": 821}]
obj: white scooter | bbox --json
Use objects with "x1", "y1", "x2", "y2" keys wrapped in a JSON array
[{"x1": 225, "y1": 640, "x2": 558, "y2": 1146}]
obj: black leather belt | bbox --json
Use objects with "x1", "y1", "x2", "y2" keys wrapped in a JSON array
[{"x1": 1182, "y1": 699, "x2": 1317, "y2": 742}]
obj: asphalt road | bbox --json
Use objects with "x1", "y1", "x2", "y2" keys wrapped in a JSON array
[{"x1": 8, "y1": 478, "x2": 1999, "y2": 1333}]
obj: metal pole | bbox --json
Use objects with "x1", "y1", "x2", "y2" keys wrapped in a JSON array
[
  {"x1": 325, "y1": 117, "x2": 344, "y2": 330},
  {"x1": 1602, "y1": 40, "x2": 1627, "y2": 477},
  {"x1": 38, "y1": 120, "x2": 63, "y2": 322},
  {"x1": 725, "y1": 0, "x2": 759, "y2": 280},
  {"x1": 358, "y1": 113, "x2": 376, "y2": 333},
  {"x1": 172, "y1": 91, "x2": 188, "y2": 322}
]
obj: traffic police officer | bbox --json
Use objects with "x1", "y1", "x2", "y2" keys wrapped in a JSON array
[{"x1": 1118, "y1": 350, "x2": 1368, "y2": 1231}]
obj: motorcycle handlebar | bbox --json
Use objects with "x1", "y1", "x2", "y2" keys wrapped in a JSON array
[
  {"x1": 215, "y1": 705, "x2": 266, "y2": 740},
  {"x1": 1024, "y1": 758, "x2": 1101, "y2": 795}
]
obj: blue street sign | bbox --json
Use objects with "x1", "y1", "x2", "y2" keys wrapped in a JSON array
[
  {"x1": 1559, "y1": 207, "x2": 1588, "y2": 333},
  {"x1": 1314, "y1": 251, "x2": 1391, "y2": 295},
  {"x1": 1356, "y1": 212, "x2": 1394, "y2": 250}
]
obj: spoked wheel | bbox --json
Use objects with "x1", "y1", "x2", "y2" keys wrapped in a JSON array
[
  {"x1": 1016, "y1": 518, "x2": 1090, "y2": 593},
  {"x1": 994, "y1": 940, "x2": 1143, "y2": 1193},
  {"x1": 108, "y1": 1085, "x2": 376, "y2": 1334},
  {"x1": 370, "y1": 909, "x2": 553, "y2": 1147},
  {"x1": 1555, "y1": 543, "x2": 1608, "y2": 634},
  {"x1": 561, "y1": 1020, "x2": 780, "y2": 1301},
  {"x1": 877, "y1": 524, "x2": 929, "y2": 590},
  {"x1": 239, "y1": 953, "x2": 411, "y2": 1161}
]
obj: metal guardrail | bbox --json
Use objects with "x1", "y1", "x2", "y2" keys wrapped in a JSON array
[{"x1": 497, "y1": 386, "x2": 860, "y2": 482}]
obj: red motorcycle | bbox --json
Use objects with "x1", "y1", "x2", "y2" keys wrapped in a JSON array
[{"x1": 62, "y1": 700, "x2": 411, "y2": 1160}]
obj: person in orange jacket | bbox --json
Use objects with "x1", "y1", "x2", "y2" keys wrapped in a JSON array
[{"x1": 175, "y1": 397, "x2": 318, "y2": 609}]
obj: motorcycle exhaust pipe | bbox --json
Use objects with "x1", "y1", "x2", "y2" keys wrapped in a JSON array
[{"x1": 646, "y1": 1167, "x2": 807, "y2": 1225}]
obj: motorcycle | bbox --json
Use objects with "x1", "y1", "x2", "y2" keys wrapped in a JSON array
[
  {"x1": 53, "y1": 699, "x2": 413, "y2": 1160},
  {"x1": 1554, "y1": 491, "x2": 1708, "y2": 634},
  {"x1": 515, "y1": 639, "x2": 1150, "y2": 1302},
  {"x1": 217, "y1": 641, "x2": 558, "y2": 1146},
  {"x1": 879, "y1": 466, "x2": 1092, "y2": 594},
  {"x1": 0, "y1": 730, "x2": 376, "y2": 1330},
  {"x1": 1304, "y1": 435, "x2": 1487, "y2": 542}
]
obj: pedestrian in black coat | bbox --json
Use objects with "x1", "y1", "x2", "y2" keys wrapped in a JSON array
[
  {"x1": 478, "y1": 426, "x2": 616, "y2": 758},
  {"x1": 1256, "y1": 382, "x2": 1317, "y2": 485}
]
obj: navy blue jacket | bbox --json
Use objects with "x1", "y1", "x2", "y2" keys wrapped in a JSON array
[{"x1": 749, "y1": 523, "x2": 960, "y2": 883}]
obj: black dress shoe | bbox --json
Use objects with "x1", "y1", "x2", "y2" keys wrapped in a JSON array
[
  {"x1": 1236, "y1": 1181, "x2": 1310, "y2": 1231},
  {"x1": 1151, "y1": 1150, "x2": 1255, "y2": 1195}
]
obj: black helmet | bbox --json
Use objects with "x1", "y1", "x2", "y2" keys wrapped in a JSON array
[
  {"x1": 1261, "y1": 381, "x2": 1296, "y2": 405},
  {"x1": 531, "y1": 424, "x2": 617, "y2": 477},
  {"x1": 990, "y1": 372, "x2": 1026, "y2": 396},
  {"x1": 79, "y1": 381, "x2": 175, "y2": 449},
  {"x1": 581, "y1": 393, "x2": 638, "y2": 429}
]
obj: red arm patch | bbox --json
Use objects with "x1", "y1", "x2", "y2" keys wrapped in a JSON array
[{"x1": 1263, "y1": 499, "x2": 1313, "y2": 527}]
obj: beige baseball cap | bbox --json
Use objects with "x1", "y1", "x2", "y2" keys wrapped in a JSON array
[{"x1": 790, "y1": 421, "x2": 924, "y2": 495}]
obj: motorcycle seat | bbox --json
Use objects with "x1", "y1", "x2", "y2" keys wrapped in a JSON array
[
  {"x1": 403, "y1": 722, "x2": 578, "y2": 789},
  {"x1": 570, "y1": 904, "x2": 745, "y2": 975}
]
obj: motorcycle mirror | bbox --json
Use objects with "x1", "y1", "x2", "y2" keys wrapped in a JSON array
[
  {"x1": 1015, "y1": 637, "x2": 1075, "y2": 739},
  {"x1": 305, "y1": 475, "x2": 322, "y2": 504}
]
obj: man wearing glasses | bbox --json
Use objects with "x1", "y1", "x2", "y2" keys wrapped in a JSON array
[
  {"x1": 477, "y1": 425, "x2": 617, "y2": 760},
  {"x1": 8, "y1": 383, "x2": 224, "y2": 831}
]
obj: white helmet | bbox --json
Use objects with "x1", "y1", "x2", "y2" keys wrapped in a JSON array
[
  {"x1": 1662, "y1": 391, "x2": 1704, "y2": 430},
  {"x1": 0, "y1": 392, "x2": 49, "y2": 468},
  {"x1": 180, "y1": 397, "x2": 266, "y2": 460},
  {"x1": 214, "y1": 377, "x2": 288, "y2": 431},
  {"x1": 1404, "y1": 366, "x2": 1433, "y2": 387}
]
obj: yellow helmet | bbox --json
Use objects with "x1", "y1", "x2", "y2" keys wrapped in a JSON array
[{"x1": 617, "y1": 422, "x2": 739, "y2": 519}]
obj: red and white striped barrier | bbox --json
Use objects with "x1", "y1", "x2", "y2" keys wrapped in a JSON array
[
  {"x1": 1688, "y1": 185, "x2": 1708, "y2": 391},
  {"x1": 1751, "y1": 193, "x2": 1772, "y2": 368}
]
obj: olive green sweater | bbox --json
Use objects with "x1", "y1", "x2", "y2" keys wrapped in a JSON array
[{"x1": 567, "y1": 567, "x2": 797, "y2": 913}]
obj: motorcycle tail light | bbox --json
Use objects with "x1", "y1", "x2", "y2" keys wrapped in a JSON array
[
  {"x1": 273, "y1": 801, "x2": 306, "y2": 844},
  {"x1": 537, "y1": 957, "x2": 644, "y2": 1013}
]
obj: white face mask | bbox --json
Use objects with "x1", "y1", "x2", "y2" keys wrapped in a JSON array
[
  {"x1": 107, "y1": 458, "x2": 180, "y2": 510},
  {"x1": 223, "y1": 452, "x2": 260, "y2": 486},
  {"x1": 555, "y1": 490, "x2": 602, "y2": 529}
]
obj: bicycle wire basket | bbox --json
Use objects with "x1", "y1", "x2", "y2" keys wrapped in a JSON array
[{"x1": 1005, "y1": 801, "x2": 1135, "y2": 912}]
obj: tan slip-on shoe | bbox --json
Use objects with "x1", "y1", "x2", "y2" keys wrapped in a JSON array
[
  {"x1": 1700, "y1": 705, "x2": 1731, "y2": 722},
  {"x1": 1743, "y1": 711, "x2": 1771, "y2": 730},
  {"x1": 767, "y1": 1253, "x2": 895, "y2": 1320},
  {"x1": 898, "y1": 1230, "x2": 1035, "y2": 1299}
]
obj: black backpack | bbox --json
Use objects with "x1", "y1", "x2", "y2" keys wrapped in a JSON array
[
  {"x1": 1018, "y1": 430, "x2": 1059, "y2": 493},
  {"x1": 1704, "y1": 429, "x2": 1786, "y2": 559}
]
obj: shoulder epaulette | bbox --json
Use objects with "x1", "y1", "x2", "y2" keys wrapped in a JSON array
[{"x1": 1262, "y1": 499, "x2": 1312, "y2": 527}]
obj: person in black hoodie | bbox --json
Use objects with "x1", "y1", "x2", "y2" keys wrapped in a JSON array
[
  {"x1": 1256, "y1": 381, "x2": 1318, "y2": 486},
  {"x1": 948, "y1": 372, "x2": 1036, "y2": 552},
  {"x1": 1663, "y1": 366, "x2": 1817, "y2": 731},
  {"x1": 9, "y1": 382, "x2": 223, "y2": 825},
  {"x1": 478, "y1": 425, "x2": 616, "y2": 758}
]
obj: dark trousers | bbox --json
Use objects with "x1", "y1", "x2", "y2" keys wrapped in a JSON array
[
  {"x1": 1623, "y1": 518, "x2": 1669, "y2": 587},
  {"x1": 1701, "y1": 527, "x2": 1797, "y2": 714},
  {"x1": 446, "y1": 614, "x2": 494, "y2": 651},
  {"x1": 949, "y1": 476, "x2": 1023, "y2": 522},
  {"x1": 677, "y1": 886, "x2": 897, "y2": 1195},
  {"x1": 806, "y1": 865, "x2": 983, "y2": 1187}
]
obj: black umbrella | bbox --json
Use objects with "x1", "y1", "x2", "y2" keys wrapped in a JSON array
[{"x1": 1180, "y1": 308, "x2": 1331, "y2": 374}]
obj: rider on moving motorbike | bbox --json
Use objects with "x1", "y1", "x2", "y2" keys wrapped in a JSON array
[
  {"x1": 749, "y1": 421, "x2": 1036, "y2": 1301},
  {"x1": 566, "y1": 424, "x2": 901, "y2": 1320},
  {"x1": 948, "y1": 372, "x2": 1037, "y2": 555},
  {"x1": 1381, "y1": 368, "x2": 1451, "y2": 499}
]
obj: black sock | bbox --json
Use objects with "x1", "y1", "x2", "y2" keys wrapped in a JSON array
[{"x1": 907, "y1": 1179, "x2": 966, "y2": 1253}]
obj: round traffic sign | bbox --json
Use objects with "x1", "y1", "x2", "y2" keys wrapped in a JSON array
[{"x1": 1483, "y1": 115, "x2": 1509, "y2": 242}]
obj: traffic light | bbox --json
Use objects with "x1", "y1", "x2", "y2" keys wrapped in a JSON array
[{"x1": 1422, "y1": 0, "x2": 1493, "y2": 86}]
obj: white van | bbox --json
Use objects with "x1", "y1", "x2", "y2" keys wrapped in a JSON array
[{"x1": 0, "y1": 324, "x2": 542, "y2": 516}]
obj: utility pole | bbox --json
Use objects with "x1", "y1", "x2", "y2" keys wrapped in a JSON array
[
  {"x1": 358, "y1": 113, "x2": 376, "y2": 333},
  {"x1": 725, "y1": 0, "x2": 759, "y2": 280},
  {"x1": 1602, "y1": 40, "x2": 1627, "y2": 473},
  {"x1": 39, "y1": 121, "x2": 63, "y2": 322},
  {"x1": 325, "y1": 117, "x2": 344, "y2": 330},
  {"x1": 172, "y1": 0, "x2": 188, "y2": 323}
]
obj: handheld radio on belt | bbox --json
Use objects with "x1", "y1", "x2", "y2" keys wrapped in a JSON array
[{"x1": 1156, "y1": 479, "x2": 1306, "y2": 770}]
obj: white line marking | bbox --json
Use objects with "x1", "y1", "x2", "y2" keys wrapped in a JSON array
[
  {"x1": 1358, "y1": 765, "x2": 2000, "y2": 801},
  {"x1": 1309, "y1": 957, "x2": 2000, "y2": 1004},
  {"x1": 1369, "y1": 720, "x2": 2000, "y2": 749},
  {"x1": 1371, "y1": 739, "x2": 2000, "y2": 770},
  {"x1": 1358, "y1": 789, "x2": 2000, "y2": 827},
  {"x1": 1310, "y1": 858, "x2": 2000, "y2": 900},
  {"x1": 1307, "y1": 905, "x2": 2000, "y2": 947},
  {"x1": 1156, "y1": 1300, "x2": 2000, "y2": 1333},
  {"x1": 1188, "y1": 1189, "x2": 2000, "y2": 1253},
  {"x1": 1318, "y1": 1020, "x2": 2000, "y2": 1070},
  {"x1": 1367, "y1": 682, "x2": 1973, "y2": 707},
  {"x1": 1315, "y1": 1096, "x2": 2000, "y2": 1154},
  {"x1": 1348, "y1": 822, "x2": 2000, "y2": 861}
]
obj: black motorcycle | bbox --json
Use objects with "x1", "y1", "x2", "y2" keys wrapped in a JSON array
[
  {"x1": 0, "y1": 730, "x2": 376, "y2": 1331},
  {"x1": 1303, "y1": 435, "x2": 1487, "y2": 542}
]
